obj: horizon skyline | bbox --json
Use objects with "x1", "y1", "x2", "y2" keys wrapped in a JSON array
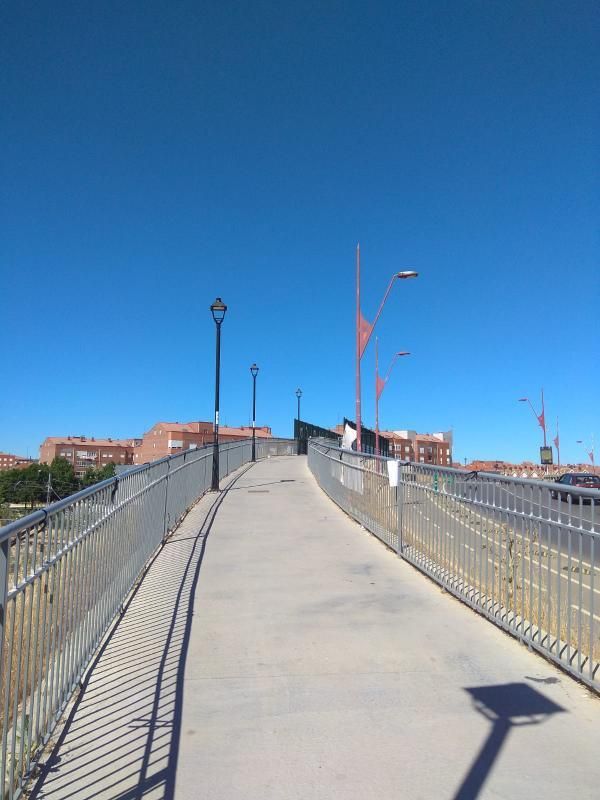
[{"x1": 4, "y1": 410, "x2": 595, "y2": 470}]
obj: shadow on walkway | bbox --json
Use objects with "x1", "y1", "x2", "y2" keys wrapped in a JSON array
[
  {"x1": 452, "y1": 683, "x2": 565, "y2": 800},
  {"x1": 29, "y1": 466, "x2": 251, "y2": 800}
]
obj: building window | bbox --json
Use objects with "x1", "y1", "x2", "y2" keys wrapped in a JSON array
[{"x1": 76, "y1": 450, "x2": 97, "y2": 459}]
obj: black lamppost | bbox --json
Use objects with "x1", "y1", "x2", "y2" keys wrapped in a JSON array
[
  {"x1": 295, "y1": 388, "x2": 302, "y2": 455},
  {"x1": 250, "y1": 363, "x2": 259, "y2": 462},
  {"x1": 210, "y1": 297, "x2": 227, "y2": 491}
]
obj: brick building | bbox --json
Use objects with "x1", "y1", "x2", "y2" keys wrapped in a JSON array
[
  {"x1": 40, "y1": 436, "x2": 138, "y2": 478},
  {"x1": 382, "y1": 430, "x2": 452, "y2": 466},
  {"x1": 0, "y1": 452, "x2": 35, "y2": 471},
  {"x1": 331, "y1": 423, "x2": 452, "y2": 465},
  {"x1": 133, "y1": 420, "x2": 273, "y2": 465}
]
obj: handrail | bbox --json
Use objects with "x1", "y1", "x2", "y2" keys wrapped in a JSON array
[
  {"x1": 308, "y1": 439, "x2": 600, "y2": 693},
  {"x1": 0, "y1": 436, "x2": 295, "y2": 798},
  {"x1": 308, "y1": 438, "x2": 600, "y2": 498}
]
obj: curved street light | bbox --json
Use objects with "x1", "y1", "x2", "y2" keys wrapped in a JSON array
[
  {"x1": 576, "y1": 438, "x2": 595, "y2": 468},
  {"x1": 518, "y1": 391, "x2": 547, "y2": 447},
  {"x1": 356, "y1": 244, "x2": 418, "y2": 452},
  {"x1": 375, "y1": 339, "x2": 410, "y2": 455}
]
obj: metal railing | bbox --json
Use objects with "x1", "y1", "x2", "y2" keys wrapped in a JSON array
[
  {"x1": 0, "y1": 437, "x2": 294, "y2": 799},
  {"x1": 308, "y1": 439, "x2": 600, "y2": 692}
]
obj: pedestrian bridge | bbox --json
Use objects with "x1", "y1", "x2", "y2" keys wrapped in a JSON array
[{"x1": 1, "y1": 441, "x2": 599, "y2": 799}]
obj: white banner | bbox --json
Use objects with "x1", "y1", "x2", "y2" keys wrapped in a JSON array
[
  {"x1": 387, "y1": 460, "x2": 399, "y2": 487},
  {"x1": 341, "y1": 423, "x2": 357, "y2": 450}
]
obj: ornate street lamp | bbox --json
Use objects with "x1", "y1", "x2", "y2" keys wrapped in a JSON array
[
  {"x1": 210, "y1": 297, "x2": 227, "y2": 491},
  {"x1": 295, "y1": 388, "x2": 303, "y2": 455},
  {"x1": 250, "y1": 363, "x2": 259, "y2": 462}
]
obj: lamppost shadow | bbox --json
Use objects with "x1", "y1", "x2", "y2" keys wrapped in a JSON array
[{"x1": 453, "y1": 683, "x2": 565, "y2": 800}]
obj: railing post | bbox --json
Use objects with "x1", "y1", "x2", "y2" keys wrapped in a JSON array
[
  {"x1": 397, "y1": 468, "x2": 404, "y2": 555},
  {"x1": 0, "y1": 536, "x2": 8, "y2": 667},
  {"x1": 162, "y1": 459, "x2": 171, "y2": 540},
  {"x1": 0, "y1": 536, "x2": 7, "y2": 797}
]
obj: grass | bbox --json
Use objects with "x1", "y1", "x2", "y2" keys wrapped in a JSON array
[
  {"x1": 326, "y1": 462, "x2": 600, "y2": 678},
  {"x1": 400, "y1": 483, "x2": 600, "y2": 671}
]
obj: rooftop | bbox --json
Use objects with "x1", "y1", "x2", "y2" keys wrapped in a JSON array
[{"x1": 42, "y1": 436, "x2": 136, "y2": 448}]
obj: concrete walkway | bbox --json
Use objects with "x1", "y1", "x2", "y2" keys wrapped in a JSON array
[{"x1": 32, "y1": 456, "x2": 600, "y2": 800}]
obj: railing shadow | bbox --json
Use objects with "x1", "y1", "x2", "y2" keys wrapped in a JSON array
[
  {"x1": 453, "y1": 683, "x2": 565, "y2": 800},
  {"x1": 28, "y1": 467, "x2": 250, "y2": 800}
]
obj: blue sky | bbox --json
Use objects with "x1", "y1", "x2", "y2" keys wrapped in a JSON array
[{"x1": 1, "y1": 1, "x2": 598, "y2": 465}]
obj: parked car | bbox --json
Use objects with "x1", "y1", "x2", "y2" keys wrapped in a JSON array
[{"x1": 551, "y1": 473, "x2": 600, "y2": 504}]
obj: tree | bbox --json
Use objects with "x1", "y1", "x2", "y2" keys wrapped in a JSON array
[
  {"x1": 80, "y1": 463, "x2": 116, "y2": 488},
  {"x1": 48, "y1": 458, "x2": 78, "y2": 497}
]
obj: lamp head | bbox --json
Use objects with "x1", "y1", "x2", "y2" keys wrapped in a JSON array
[
  {"x1": 396, "y1": 271, "x2": 418, "y2": 279},
  {"x1": 518, "y1": 398, "x2": 528, "y2": 403},
  {"x1": 397, "y1": 351, "x2": 410, "y2": 357},
  {"x1": 210, "y1": 297, "x2": 227, "y2": 324},
  {"x1": 250, "y1": 363, "x2": 259, "y2": 378},
  {"x1": 296, "y1": 388, "x2": 302, "y2": 398}
]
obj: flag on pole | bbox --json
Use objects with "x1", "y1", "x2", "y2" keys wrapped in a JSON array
[
  {"x1": 553, "y1": 433, "x2": 559, "y2": 450},
  {"x1": 537, "y1": 410, "x2": 545, "y2": 431},
  {"x1": 359, "y1": 311, "x2": 372, "y2": 358},
  {"x1": 376, "y1": 375, "x2": 386, "y2": 400}
]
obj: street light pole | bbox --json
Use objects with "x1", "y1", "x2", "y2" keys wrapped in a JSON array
[
  {"x1": 576, "y1": 437, "x2": 595, "y2": 469},
  {"x1": 375, "y1": 336, "x2": 379, "y2": 455},
  {"x1": 210, "y1": 297, "x2": 227, "y2": 491},
  {"x1": 519, "y1": 390, "x2": 547, "y2": 448},
  {"x1": 375, "y1": 341, "x2": 410, "y2": 455},
  {"x1": 250, "y1": 363, "x2": 259, "y2": 462},
  {"x1": 355, "y1": 243, "x2": 417, "y2": 453},
  {"x1": 295, "y1": 388, "x2": 302, "y2": 455},
  {"x1": 356, "y1": 244, "x2": 362, "y2": 453}
]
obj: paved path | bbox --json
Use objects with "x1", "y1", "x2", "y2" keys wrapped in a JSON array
[{"x1": 32, "y1": 457, "x2": 600, "y2": 800}]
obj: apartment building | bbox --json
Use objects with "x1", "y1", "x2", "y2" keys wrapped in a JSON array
[
  {"x1": 133, "y1": 420, "x2": 273, "y2": 464},
  {"x1": 383, "y1": 430, "x2": 452, "y2": 466},
  {"x1": 0, "y1": 452, "x2": 35, "y2": 471},
  {"x1": 40, "y1": 436, "x2": 138, "y2": 477}
]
